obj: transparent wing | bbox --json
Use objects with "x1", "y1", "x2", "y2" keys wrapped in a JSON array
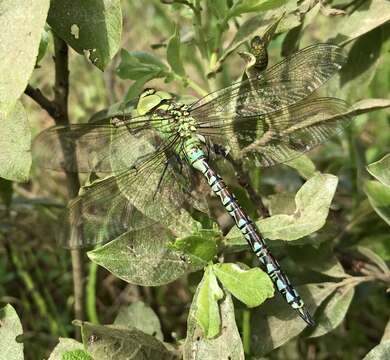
[
  {"x1": 64, "y1": 134, "x2": 200, "y2": 248},
  {"x1": 32, "y1": 115, "x2": 173, "y2": 173},
  {"x1": 190, "y1": 44, "x2": 346, "y2": 122},
  {"x1": 198, "y1": 97, "x2": 352, "y2": 167}
]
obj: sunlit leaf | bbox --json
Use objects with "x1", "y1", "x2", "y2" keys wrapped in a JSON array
[
  {"x1": 184, "y1": 291, "x2": 244, "y2": 359},
  {"x1": 256, "y1": 173, "x2": 338, "y2": 241},
  {"x1": 88, "y1": 225, "x2": 203, "y2": 286},
  {"x1": 367, "y1": 153, "x2": 390, "y2": 187},
  {"x1": 268, "y1": 192, "x2": 295, "y2": 216},
  {"x1": 0, "y1": 101, "x2": 31, "y2": 182},
  {"x1": 365, "y1": 180, "x2": 390, "y2": 226},
  {"x1": 351, "y1": 99, "x2": 390, "y2": 116},
  {"x1": 362, "y1": 341, "x2": 390, "y2": 360},
  {"x1": 0, "y1": 304, "x2": 23, "y2": 360},
  {"x1": 48, "y1": 338, "x2": 85, "y2": 360},
  {"x1": 48, "y1": 0, "x2": 122, "y2": 71},
  {"x1": 212, "y1": 263, "x2": 274, "y2": 307},
  {"x1": 0, "y1": 0, "x2": 49, "y2": 116},
  {"x1": 114, "y1": 301, "x2": 163, "y2": 341},
  {"x1": 336, "y1": 0, "x2": 390, "y2": 44},
  {"x1": 169, "y1": 229, "x2": 219, "y2": 268},
  {"x1": 193, "y1": 266, "x2": 224, "y2": 338},
  {"x1": 62, "y1": 349, "x2": 93, "y2": 360},
  {"x1": 79, "y1": 321, "x2": 179, "y2": 360},
  {"x1": 228, "y1": 0, "x2": 288, "y2": 18},
  {"x1": 285, "y1": 154, "x2": 316, "y2": 179}
]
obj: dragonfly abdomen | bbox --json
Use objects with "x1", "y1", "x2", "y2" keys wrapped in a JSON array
[{"x1": 188, "y1": 146, "x2": 314, "y2": 325}]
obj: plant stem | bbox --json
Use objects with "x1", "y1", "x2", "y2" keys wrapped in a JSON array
[
  {"x1": 53, "y1": 35, "x2": 85, "y2": 340},
  {"x1": 86, "y1": 261, "x2": 99, "y2": 324},
  {"x1": 193, "y1": 0, "x2": 208, "y2": 60},
  {"x1": 242, "y1": 309, "x2": 251, "y2": 355},
  {"x1": 25, "y1": 35, "x2": 86, "y2": 340}
]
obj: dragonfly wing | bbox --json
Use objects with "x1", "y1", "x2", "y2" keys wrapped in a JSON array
[
  {"x1": 199, "y1": 97, "x2": 352, "y2": 167},
  {"x1": 190, "y1": 44, "x2": 346, "y2": 123},
  {"x1": 32, "y1": 115, "x2": 170, "y2": 173},
  {"x1": 66, "y1": 136, "x2": 200, "y2": 248}
]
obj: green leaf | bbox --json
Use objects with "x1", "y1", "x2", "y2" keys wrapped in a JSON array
[
  {"x1": 183, "y1": 291, "x2": 244, "y2": 359},
  {"x1": 48, "y1": 338, "x2": 84, "y2": 360},
  {"x1": 212, "y1": 263, "x2": 274, "y2": 308},
  {"x1": 79, "y1": 322, "x2": 179, "y2": 360},
  {"x1": 89, "y1": 99, "x2": 138, "y2": 123},
  {"x1": 228, "y1": 0, "x2": 288, "y2": 18},
  {"x1": 208, "y1": 0, "x2": 229, "y2": 19},
  {"x1": 359, "y1": 234, "x2": 390, "y2": 262},
  {"x1": 88, "y1": 225, "x2": 203, "y2": 286},
  {"x1": 383, "y1": 320, "x2": 390, "y2": 342},
  {"x1": 251, "y1": 283, "x2": 338, "y2": 356},
  {"x1": 351, "y1": 99, "x2": 390, "y2": 117},
  {"x1": 125, "y1": 73, "x2": 161, "y2": 100},
  {"x1": 356, "y1": 246, "x2": 390, "y2": 274},
  {"x1": 36, "y1": 25, "x2": 50, "y2": 65},
  {"x1": 285, "y1": 154, "x2": 317, "y2": 179},
  {"x1": 367, "y1": 153, "x2": 390, "y2": 187},
  {"x1": 0, "y1": 0, "x2": 50, "y2": 116},
  {"x1": 62, "y1": 349, "x2": 94, "y2": 360},
  {"x1": 169, "y1": 230, "x2": 218, "y2": 268},
  {"x1": 117, "y1": 50, "x2": 168, "y2": 80},
  {"x1": 336, "y1": 0, "x2": 390, "y2": 45},
  {"x1": 113, "y1": 301, "x2": 163, "y2": 341},
  {"x1": 309, "y1": 284, "x2": 355, "y2": 338},
  {"x1": 365, "y1": 180, "x2": 390, "y2": 226},
  {"x1": 0, "y1": 304, "x2": 23, "y2": 360},
  {"x1": 167, "y1": 27, "x2": 186, "y2": 77},
  {"x1": 48, "y1": 0, "x2": 122, "y2": 71},
  {"x1": 0, "y1": 101, "x2": 31, "y2": 182},
  {"x1": 256, "y1": 173, "x2": 338, "y2": 241},
  {"x1": 363, "y1": 341, "x2": 390, "y2": 360},
  {"x1": 268, "y1": 192, "x2": 296, "y2": 216},
  {"x1": 193, "y1": 266, "x2": 224, "y2": 338}
]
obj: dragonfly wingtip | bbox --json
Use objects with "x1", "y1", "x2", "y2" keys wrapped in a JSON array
[{"x1": 297, "y1": 307, "x2": 315, "y2": 326}]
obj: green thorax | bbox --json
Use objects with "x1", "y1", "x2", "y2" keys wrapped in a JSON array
[{"x1": 136, "y1": 89, "x2": 205, "y2": 162}]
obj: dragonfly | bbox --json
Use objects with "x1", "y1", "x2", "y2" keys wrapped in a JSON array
[{"x1": 33, "y1": 41, "x2": 352, "y2": 326}]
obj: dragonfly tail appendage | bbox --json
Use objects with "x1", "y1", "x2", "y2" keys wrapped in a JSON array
[
  {"x1": 296, "y1": 306, "x2": 315, "y2": 326},
  {"x1": 189, "y1": 146, "x2": 314, "y2": 325}
]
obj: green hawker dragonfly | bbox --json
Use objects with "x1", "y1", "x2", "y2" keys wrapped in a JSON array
[{"x1": 33, "y1": 41, "x2": 352, "y2": 326}]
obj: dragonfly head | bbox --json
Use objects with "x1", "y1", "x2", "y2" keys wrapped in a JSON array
[
  {"x1": 250, "y1": 35, "x2": 268, "y2": 71},
  {"x1": 137, "y1": 88, "x2": 173, "y2": 116}
]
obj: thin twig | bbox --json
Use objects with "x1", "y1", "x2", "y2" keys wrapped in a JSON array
[
  {"x1": 53, "y1": 35, "x2": 85, "y2": 340},
  {"x1": 24, "y1": 36, "x2": 86, "y2": 340},
  {"x1": 24, "y1": 85, "x2": 58, "y2": 119}
]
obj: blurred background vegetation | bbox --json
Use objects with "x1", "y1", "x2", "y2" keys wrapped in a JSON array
[{"x1": 1, "y1": 0, "x2": 390, "y2": 359}]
